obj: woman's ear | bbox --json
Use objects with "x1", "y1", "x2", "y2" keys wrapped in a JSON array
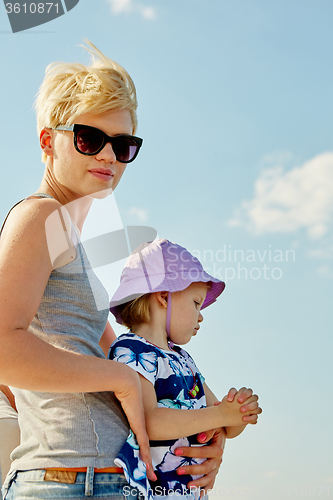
[
  {"x1": 155, "y1": 291, "x2": 168, "y2": 309},
  {"x1": 40, "y1": 128, "x2": 54, "y2": 157}
]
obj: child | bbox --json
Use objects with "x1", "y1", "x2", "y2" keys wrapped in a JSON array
[{"x1": 109, "y1": 239, "x2": 261, "y2": 500}]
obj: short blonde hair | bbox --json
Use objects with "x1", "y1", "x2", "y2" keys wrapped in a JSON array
[
  {"x1": 35, "y1": 40, "x2": 138, "y2": 163},
  {"x1": 118, "y1": 294, "x2": 151, "y2": 330}
]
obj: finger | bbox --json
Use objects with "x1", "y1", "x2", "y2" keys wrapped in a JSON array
[
  {"x1": 237, "y1": 387, "x2": 253, "y2": 403},
  {"x1": 186, "y1": 466, "x2": 220, "y2": 492},
  {"x1": 197, "y1": 431, "x2": 209, "y2": 443},
  {"x1": 127, "y1": 420, "x2": 156, "y2": 481},
  {"x1": 243, "y1": 406, "x2": 263, "y2": 416},
  {"x1": 175, "y1": 441, "x2": 223, "y2": 460},
  {"x1": 240, "y1": 399, "x2": 260, "y2": 415},
  {"x1": 178, "y1": 456, "x2": 222, "y2": 478},
  {"x1": 196, "y1": 427, "x2": 224, "y2": 444},
  {"x1": 242, "y1": 413, "x2": 260, "y2": 424},
  {"x1": 135, "y1": 432, "x2": 156, "y2": 481},
  {"x1": 227, "y1": 387, "x2": 237, "y2": 402},
  {"x1": 242, "y1": 406, "x2": 262, "y2": 423},
  {"x1": 212, "y1": 427, "x2": 227, "y2": 448},
  {"x1": 240, "y1": 394, "x2": 259, "y2": 411},
  {"x1": 240, "y1": 401, "x2": 260, "y2": 414}
]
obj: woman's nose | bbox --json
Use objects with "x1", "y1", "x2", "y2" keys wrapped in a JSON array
[{"x1": 95, "y1": 141, "x2": 117, "y2": 163}]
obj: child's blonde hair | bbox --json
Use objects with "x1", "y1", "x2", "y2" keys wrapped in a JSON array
[
  {"x1": 118, "y1": 294, "x2": 151, "y2": 329},
  {"x1": 118, "y1": 284, "x2": 213, "y2": 330},
  {"x1": 35, "y1": 40, "x2": 138, "y2": 163}
]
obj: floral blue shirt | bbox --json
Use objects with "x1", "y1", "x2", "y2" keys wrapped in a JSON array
[{"x1": 109, "y1": 333, "x2": 207, "y2": 499}]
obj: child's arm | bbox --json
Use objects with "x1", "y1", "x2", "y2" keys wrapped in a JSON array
[
  {"x1": 99, "y1": 322, "x2": 117, "y2": 357},
  {"x1": 140, "y1": 375, "x2": 260, "y2": 440},
  {"x1": 202, "y1": 382, "x2": 221, "y2": 407}
]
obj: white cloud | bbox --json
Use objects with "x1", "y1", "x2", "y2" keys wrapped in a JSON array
[
  {"x1": 229, "y1": 152, "x2": 333, "y2": 240},
  {"x1": 107, "y1": 0, "x2": 157, "y2": 19},
  {"x1": 128, "y1": 206, "x2": 148, "y2": 222},
  {"x1": 264, "y1": 470, "x2": 280, "y2": 478},
  {"x1": 307, "y1": 244, "x2": 333, "y2": 260},
  {"x1": 316, "y1": 264, "x2": 333, "y2": 278},
  {"x1": 261, "y1": 150, "x2": 294, "y2": 166}
]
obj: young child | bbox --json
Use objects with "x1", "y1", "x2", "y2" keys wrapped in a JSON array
[{"x1": 109, "y1": 239, "x2": 261, "y2": 500}]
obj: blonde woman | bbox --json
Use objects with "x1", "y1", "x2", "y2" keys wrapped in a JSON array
[{"x1": 0, "y1": 42, "x2": 223, "y2": 499}]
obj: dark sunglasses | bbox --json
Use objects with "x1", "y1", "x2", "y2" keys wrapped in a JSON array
[{"x1": 53, "y1": 124, "x2": 143, "y2": 163}]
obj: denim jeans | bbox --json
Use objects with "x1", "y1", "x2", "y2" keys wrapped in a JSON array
[{"x1": 1, "y1": 469, "x2": 140, "y2": 499}]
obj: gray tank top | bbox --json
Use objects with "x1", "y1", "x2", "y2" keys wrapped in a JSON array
[{"x1": 1, "y1": 193, "x2": 129, "y2": 471}]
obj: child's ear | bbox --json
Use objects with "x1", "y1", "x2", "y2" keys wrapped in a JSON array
[{"x1": 156, "y1": 291, "x2": 168, "y2": 308}]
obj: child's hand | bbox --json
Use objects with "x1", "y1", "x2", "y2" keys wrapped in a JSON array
[
  {"x1": 217, "y1": 388, "x2": 262, "y2": 426},
  {"x1": 227, "y1": 387, "x2": 262, "y2": 424},
  {"x1": 226, "y1": 387, "x2": 254, "y2": 404}
]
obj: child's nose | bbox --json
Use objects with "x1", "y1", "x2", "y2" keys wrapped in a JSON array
[{"x1": 198, "y1": 312, "x2": 203, "y2": 323}]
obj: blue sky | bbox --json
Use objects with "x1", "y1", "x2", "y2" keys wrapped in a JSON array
[{"x1": 1, "y1": 1, "x2": 332, "y2": 498}]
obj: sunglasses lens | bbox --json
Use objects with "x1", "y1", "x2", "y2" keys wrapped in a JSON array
[
  {"x1": 76, "y1": 128, "x2": 104, "y2": 155},
  {"x1": 113, "y1": 137, "x2": 139, "y2": 163}
]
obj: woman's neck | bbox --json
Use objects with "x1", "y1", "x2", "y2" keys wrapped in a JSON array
[{"x1": 37, "y1": 181, "x2": 93, "y2": 233}]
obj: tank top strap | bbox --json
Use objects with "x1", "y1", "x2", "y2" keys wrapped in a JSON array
[
  {"x1": 0, "y1": 192, "x2": 56, "y2": 238},
  {"x1": 27, "y1": 192, "x2": 55, "y2": 200},
  {"x1": 27, "y1": 194, "x2": 86, "y2": 270},
  {"x1": 0, "y1": 193, "x2": 88, "y2": 272}
]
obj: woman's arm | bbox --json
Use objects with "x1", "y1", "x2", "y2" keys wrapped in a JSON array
[
  {"x1": 0, "y1": 199, "x2": 129, "y2": 393},
  {"x1": 0, "y1": 199, "x2": 154, "y2": 476}
]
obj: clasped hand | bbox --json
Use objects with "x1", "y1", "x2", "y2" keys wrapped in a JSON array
[{"x1": 220, "y1": 386, "x2": 262, "y2": 426}]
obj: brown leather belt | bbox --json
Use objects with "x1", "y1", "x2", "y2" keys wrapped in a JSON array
[
  {"x1": 43, "y1": 467, "x2": 123, "y2": 484},
  {"x1": 44, "y1": 467, "x2": 123, "y2": 473}
]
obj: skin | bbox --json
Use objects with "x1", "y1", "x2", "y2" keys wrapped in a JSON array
[
  {"x1": 131, "y1": 285, "x2": 262, "y2": 495},
  {"x1": 0, "y1": 385, "x2": 17, "y2": 412}
]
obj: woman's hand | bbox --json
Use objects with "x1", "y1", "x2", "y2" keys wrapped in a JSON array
[
  {"x1": 174, "y1": 427, "x2": 226, "y2": 497},
  {"x1": 113, "y1": 364, "x2": 156, "y2": 482}
]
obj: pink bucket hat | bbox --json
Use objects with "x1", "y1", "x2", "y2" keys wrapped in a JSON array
[{"x1": 110, "y1": 239, "x2": 225, "y2": 325}]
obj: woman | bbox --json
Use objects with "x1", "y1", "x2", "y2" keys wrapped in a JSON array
[{"x1": 0, "y1": 42, "x2": 224, "y2": 499}]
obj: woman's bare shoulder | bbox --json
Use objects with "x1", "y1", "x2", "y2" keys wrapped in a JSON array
[
  {"x1": 1, "y1": 196, "x2": 62, "y2": 237},
  {"x1": 0, "y1": 196, "x2": 75, "y2": 269}
]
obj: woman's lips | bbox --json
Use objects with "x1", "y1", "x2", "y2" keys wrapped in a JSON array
[{"x1": 88, "y1": 169, "x2": 114, "y2": 181}]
